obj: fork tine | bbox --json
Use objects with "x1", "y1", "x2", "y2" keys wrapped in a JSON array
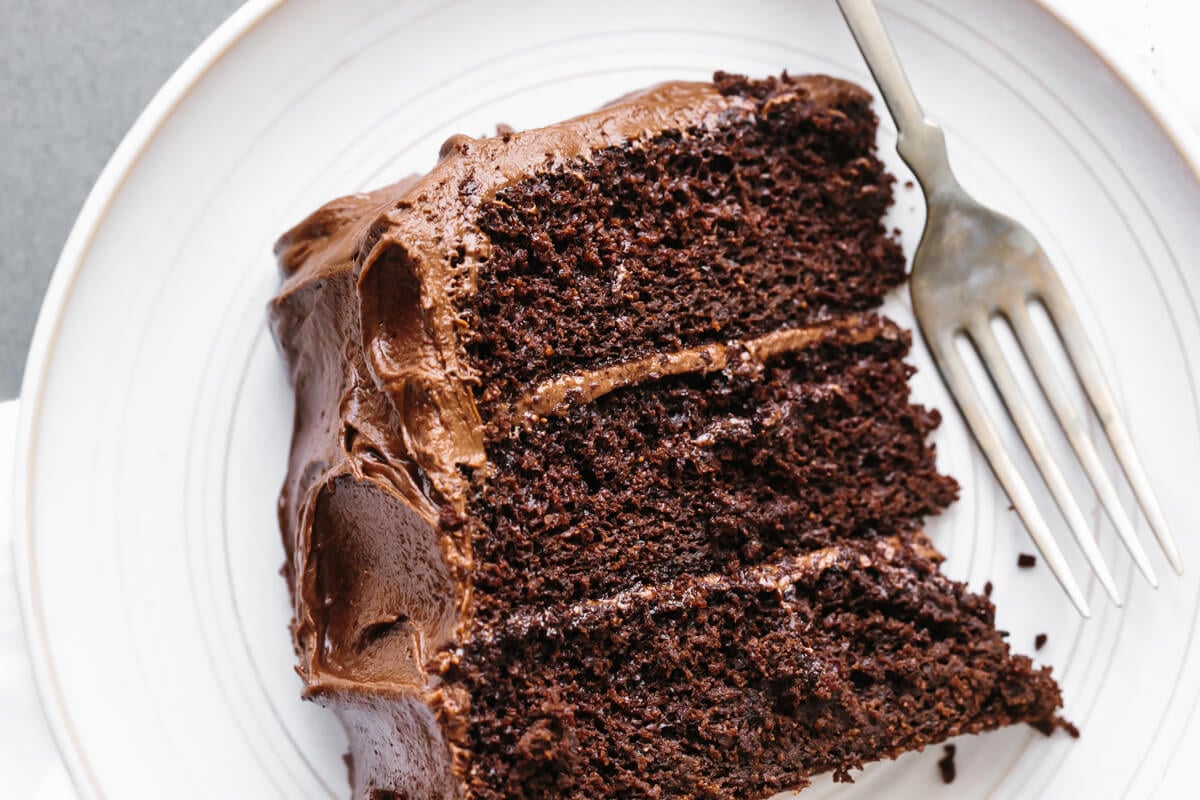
[
  {"x1": 1007, "y1": 307, "x2": 1159, "y2": 587},
  {"x1": 1040, "y1": 284, "x2": 1185, "y2": 575},
  {"x1": 924, "y1": 329, "x2": 1092, "y2": 616},
  {"x1": 967, "y1": 322, "x2": 1122, "y2": 607}
]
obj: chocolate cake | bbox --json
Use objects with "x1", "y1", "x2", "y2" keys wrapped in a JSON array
[{"x1": 270, "y1": 72, "x2": 1067, "y2": 800}]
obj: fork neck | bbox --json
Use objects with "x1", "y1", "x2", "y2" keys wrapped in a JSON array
[{"x1": 898, "y1": 122, "x2": 965, "y2": 204}]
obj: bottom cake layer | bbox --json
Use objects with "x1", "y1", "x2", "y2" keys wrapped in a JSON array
[{"x1": 434, "y1": 536, "x2": 1064, "y2": 800}]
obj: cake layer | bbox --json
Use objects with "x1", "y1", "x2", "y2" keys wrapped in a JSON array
[
  {"x1": 464, "y1": 314, "x2": 958, "y2": 619},
  {"x1": 463, "y1": 72, "x2": 904, "y2": 405},
  {"x1": 443, "y1": 537, "x2": 1062, "y2": 800}
]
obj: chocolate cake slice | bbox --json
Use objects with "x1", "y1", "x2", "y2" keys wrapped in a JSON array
[{"x1": 269, "y1": 72, "x2": 1066, "y2": 800}]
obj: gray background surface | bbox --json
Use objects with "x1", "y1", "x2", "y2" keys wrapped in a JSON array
[{"x1": 0, "y1": 0, "x2": 241, "y2": 399}]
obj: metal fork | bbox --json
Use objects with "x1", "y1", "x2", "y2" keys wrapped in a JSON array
[{"x1": 836, "y1": 0, "x2": 1183, "y2": 616}]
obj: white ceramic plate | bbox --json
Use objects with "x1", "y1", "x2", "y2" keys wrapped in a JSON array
[{"x1": 13, "y1": 0, "x2": 1200, "y2": 797}]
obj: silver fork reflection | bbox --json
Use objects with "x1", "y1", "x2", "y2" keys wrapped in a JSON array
[{"x1": 836, "y1": 0, "x2": 1184, "y2": 616}]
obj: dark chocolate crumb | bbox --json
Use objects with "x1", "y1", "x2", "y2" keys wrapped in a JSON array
[
  {"x1": 1035, "y1": 633, "x2": 1048, "y2": 650},
  {"x1": 904, "y1": 179, "x2": 915, "y2": 189},
  {"x1": 937, "y1": 744, "x2": 957, "y2": 783},
  {"x1": 1032, "y1": 718, "x2": 1080, "y2": 738},
  {"x1": 1017, "y1": 553, "x2": 1037, "y2": 568},
  {"x1": 983, "y1": 580, "x2": 993, "y2": 598}
]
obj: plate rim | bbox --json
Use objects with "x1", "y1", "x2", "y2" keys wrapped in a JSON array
[{"x1": 12, "y1": 1, "x2": 1200, "y2": 797}]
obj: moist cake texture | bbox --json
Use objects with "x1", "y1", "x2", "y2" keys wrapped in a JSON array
[{"x1": 270, "y1": 72, "x2": 1066, "y2": 800}]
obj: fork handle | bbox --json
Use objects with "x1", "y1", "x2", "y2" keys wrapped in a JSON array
[{"x1": 835, "y1": 0, "x2": 959, "y2": 194}]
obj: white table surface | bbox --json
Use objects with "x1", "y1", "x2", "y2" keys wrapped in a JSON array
[{"x1": 3, "y1": 1, "x2": 1198, "y2": 797}]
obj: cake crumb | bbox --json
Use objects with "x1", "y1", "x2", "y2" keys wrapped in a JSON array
[
  {"x1": 983, "y1": 581, "x2": 993, "y2": 598},
  {"x1": 1017, "y1": 553, "x2": 1037, "y2": 568},
  {"x1": 937, "y1": 744, "x2": 957, "y2": 783},
  {"x1": 1032, "y1": 718, "x2": 1080, "y2": 738},
  {"x1": 1035, "y1": 633, "x2": 1048, "y2": 650},
  {"x1": 904, "y1": 180, "x2": 915, "y2": 189}
]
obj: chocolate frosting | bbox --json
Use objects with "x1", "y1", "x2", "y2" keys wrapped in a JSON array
[
  {"x1": 500, "y1": 315, "x2": 896, "y2": 425},
  {"x1": 269, "y1": 75, "x2": 873, "y2": 799}
]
